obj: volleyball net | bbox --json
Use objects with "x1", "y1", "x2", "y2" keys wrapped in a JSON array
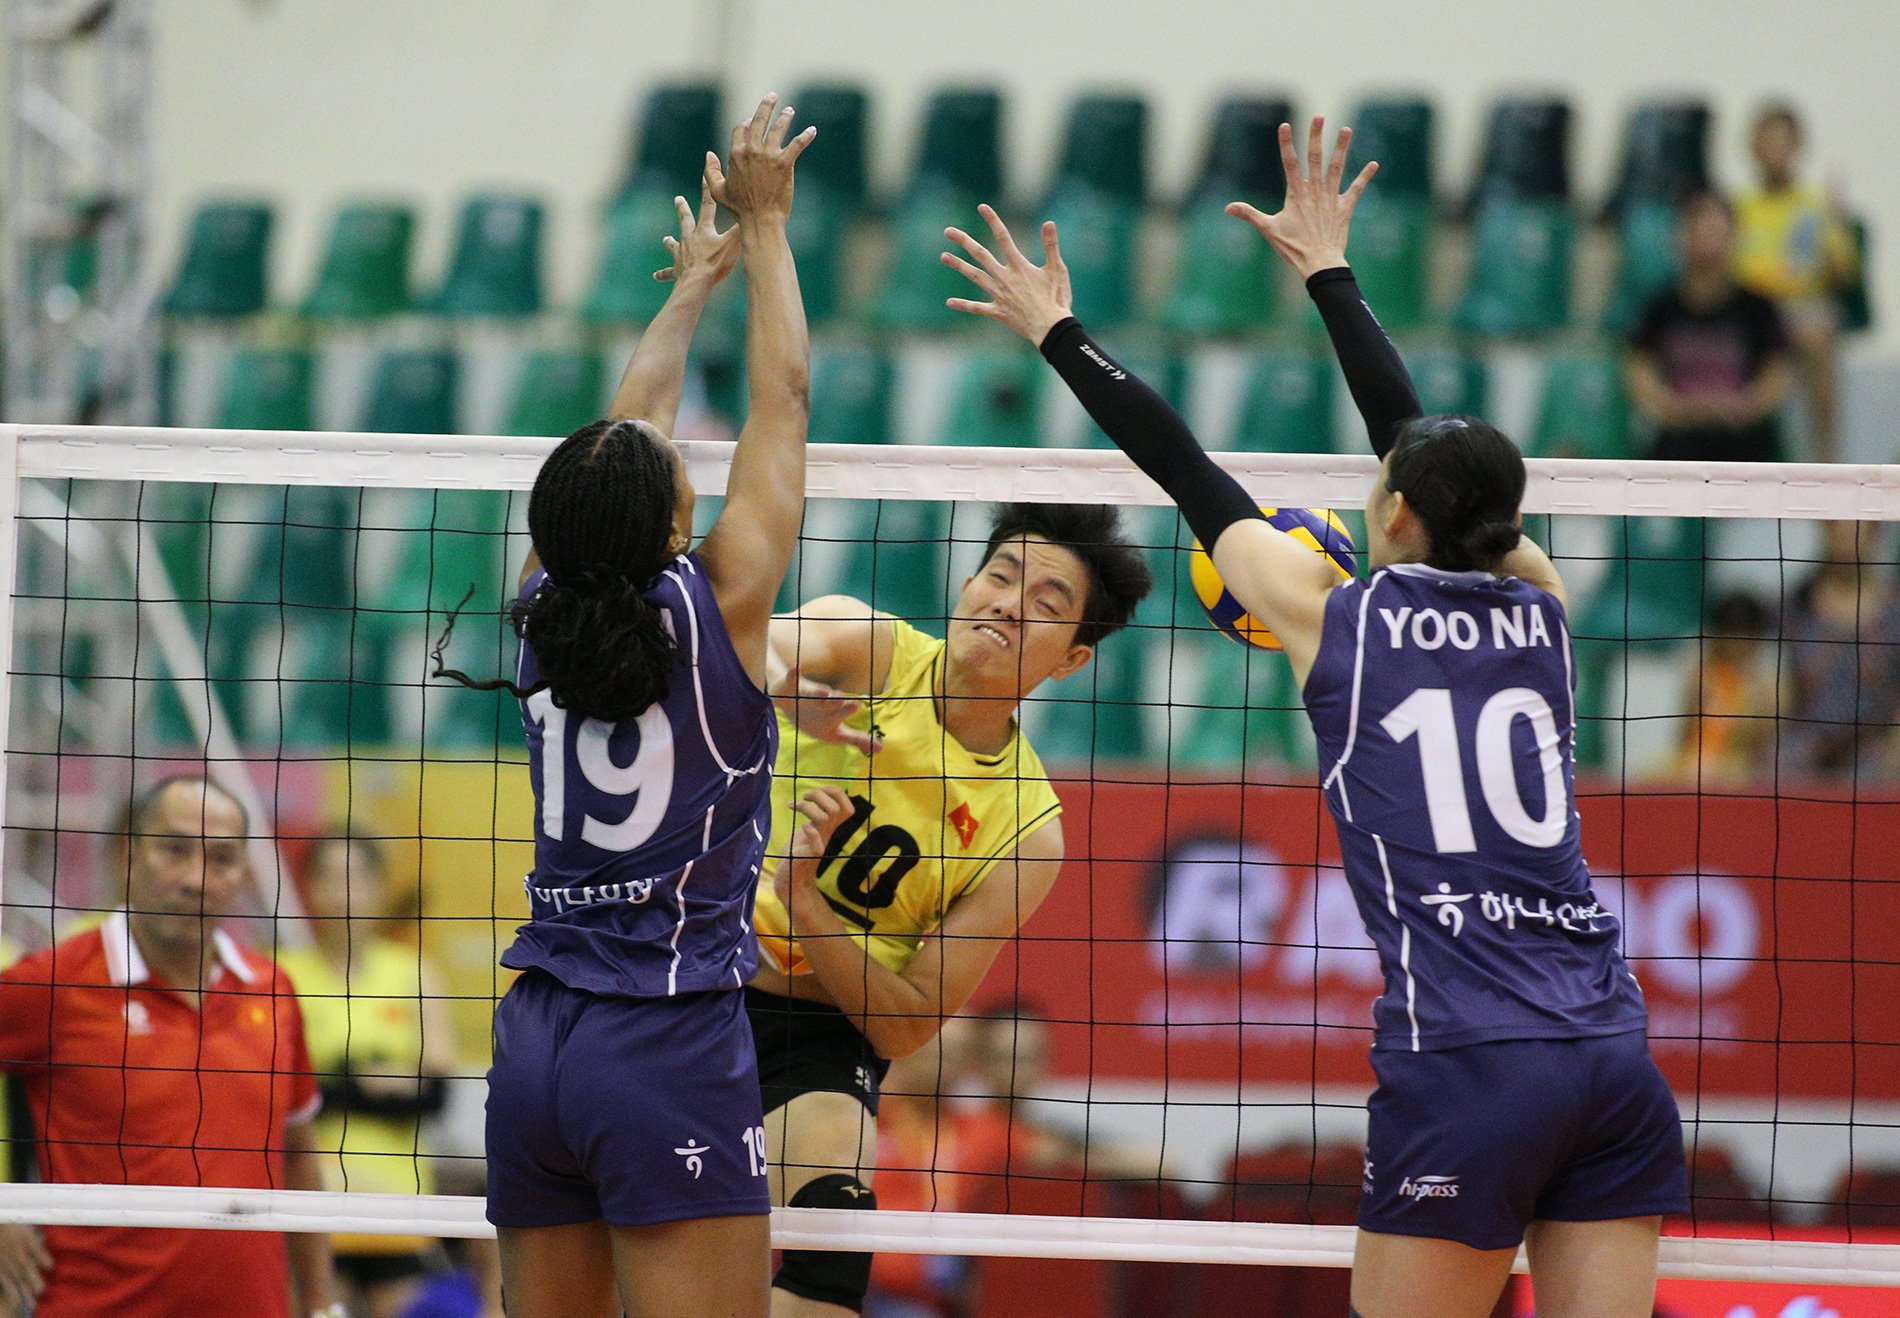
[{"x1": 3, "y1": 422, "x2": 1900, "y2": 1292}]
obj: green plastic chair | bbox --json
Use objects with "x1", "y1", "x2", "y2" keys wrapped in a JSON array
[
  {"x1": 1839, "y1": 214, "x2": 1873, "y2": 334},
  {"x1": 1190, "y1": 96, "x2": 1294, "y2": 212},
  {"x1": 432, "y1": 195, "x2": 544, "y2": 318},
  {"x1": 504, "y1": 349, "x2": 605, "y2": 437},
  {"x1": 621, "y1": 82, "x2": 722, "y2": 200},
  {"x1": 1026, "y1": 607, "x2": 1154, "y2": 765},
  {"x1": 914, "y1": 87, "x2": 1005, "y2": 197},
  {"x1": 835, "y1": 498, "x2": 953, "y2": 624},
  {"x1": 1231, "y1": 349, "x2": 1334, "y2": 453},
  {"x1": 1344, "y1": 191, "x2": 1433, "y2": 331},
  {"x1": 1601, "y1": 201, "x2": 1680, "y2": 336},
  {"x1": 942, "y1": 347, "x2": 1044, "y2": 447},
  {"x1": 584, "y1": 188, "x2": 678, "y2": 325},
  {"x1": 1053, "y1": 92, "x2": 1149, "y2": 204},
  {"x1": 1349, "y1": 97, "x2": 1435, "y2": 199},
  {"x1": 1044, "y1": 185, "x2": 1141, "y2": 328},
  {"x1": 1163, "y1": 200, "x2": 1277, "y2": 335},
  {"x1": 1167, "y1": 634, "x2": 1306, "y2": 771},
  {"x1": 1603, "y1": 101, "x2": 1710, "y2": 222},
  {"x1": 164, "y1": 200, "x2": 272, "y2": 318},
  {"x1": 1466, "y1": 97, "x2": 1573, "y2": 211},
  {"x1": 1404, "y1": 345, "x2": 1488, "y2": 416},
  {"x1": 808, "y1": 344, "x2": 894, "y2": 446},
  {"x1": 1576, "y1": 517, "x2": 1707, "y2": 647},
  {"x1": 1454, "y1": 197, "x2": 1575, "y2": 336},
  {"x1": 874, "y1": 183, "x2": 982, "y2": 330},
  {"x1": 1530, "y1": 348, "x2": 1631, "y2": 460},
  {"x1": 302, "y1": 202, "x2": 413, "y2": 319},
  {"x1": 363, "y1": 348, "x2": 459, "y2": 434},
  {"x1": 786, "y1": 183, "x2": 853, "y2": 325},
  {"x1": 218, "y1": 347, "x2": 314, "y2": 431},
  {"x1": 791, "y1": 83, "x2": 872, "y2": 209}
]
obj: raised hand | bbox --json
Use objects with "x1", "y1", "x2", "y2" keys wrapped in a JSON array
[
  {"x1": 704, "y1": 92, "x2": 816, "y2": 222},
  {"x1": 770, "y1": 665, "x2": 885, "y2": 755},
  {"x1": 1227, "y1": 117, "x2": 1378, "y2": 280},
  {"x1": 653, "y1": 171, "x2": 740, "y2": 287},
  {"x1": 942, "y1": 203, "x2": 1074, "y2": 344},
  {"x1": 775, "y1": 786, "x2": 857, "y2": 913}
]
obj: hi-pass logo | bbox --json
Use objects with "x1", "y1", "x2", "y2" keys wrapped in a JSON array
[{"x1": 1398, "y1": 1175, "x2": 1460, "y2": 1200}]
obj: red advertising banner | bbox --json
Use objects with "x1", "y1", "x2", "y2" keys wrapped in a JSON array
[{"x1": 987, "y1": 774, "x2": 1900, "y2": 1101}]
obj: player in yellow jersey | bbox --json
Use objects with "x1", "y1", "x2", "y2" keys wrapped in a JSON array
[
  {"x1": 747, "y1": 502, "x2": 1152, "y2": 1316},
  {"x1": 1732, "y1": 103, "x2": 1858, "y2": 461}
]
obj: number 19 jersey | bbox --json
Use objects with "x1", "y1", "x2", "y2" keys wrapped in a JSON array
[
  {"x1": 752, "y1": 617, "x2": 1062, "y2": 977},
  {"x1": 503, "y1": 556, "x2": 777, "y2": 999},
  {"x1": 1303, "y1": 563, "x2": 1647, "y2": 1052}
]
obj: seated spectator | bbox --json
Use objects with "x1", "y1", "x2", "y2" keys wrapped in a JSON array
[
  {"x1": 280, "y1": 830, "x2": 460, "y2": 1318},
  {"x1": 1675, "y1": 591, "x2": 1779, "y2": 786},
  {"x1": 1734, "y1": 103, "x2": 1859, "y2": 462},
  {"x1": 1627, "y1": 190, "x2": 1794, "y2": 464},
  {"x1": 1780, "y1": 523, "x2": 1900, "y2": 780},
  {"x1": 0, "y1": 775, "x2": 341, "y2": 1318}
]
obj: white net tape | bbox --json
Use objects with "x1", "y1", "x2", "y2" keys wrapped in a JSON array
[{"x1": 2, "y1": 424, "x2": 1898, "y2": 1288}]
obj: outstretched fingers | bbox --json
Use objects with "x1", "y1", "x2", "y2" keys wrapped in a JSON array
[
  {"x1": 944, "y1": 226, "x2": 1007, "y2": 277},
  {"x1": 1040, "y1": 219, "x2": 1064, "y2": 268},
  {"x1": 697, "y1": 172, "x2": 718, "y2": 230},
  {"x1": 766, "y1": 101, "x2": 797, "y2": 150},
  {"x1": 784, "y1": 123, "x2": 818, "y2": 162},
  {"x1": 945, "y1": 296, "x2": 1001, "y2": 319},
  {"x1": 1307, "y1": 115, "x2": 1327, "y2": 188},
  {"x1": 1277, "y1": 121, "x2": 1303, "y2": 189},
  {"x1": 745, "y1": 92, "x2": 778, "y2": 148},
  {"x1": 978, "y1": 202, "x2": 1033, "y2": 267},
  {"x1": 673, "y1": 193, "x2": 696, "y2": 238},
  {"x1": 1344, "y1": 160, "x2": 1380, "y2": 210},
  {"x1": 1326, "y1": 126, "x2": 1354, "y2": 193},
  {"x1": 704, "y1": 149, "x2": 729, "y2": 203}
]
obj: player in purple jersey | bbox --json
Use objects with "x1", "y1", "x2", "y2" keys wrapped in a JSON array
[
  {"x1": 438, "y1": 94, "x2": 814, "y2": 1318},
  {"x1": 946, "y1": 118, "x2": 1688, "y2": 1317}
]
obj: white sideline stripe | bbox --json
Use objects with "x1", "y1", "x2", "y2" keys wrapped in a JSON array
[
  {"x1": 0, "y1": 1187, "x2": 1896, "y2": 1284},
  {"x1": 5, "y1": 424, "x2": 1900, "y2": 519}
]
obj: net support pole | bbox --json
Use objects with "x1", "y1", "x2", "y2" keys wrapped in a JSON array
[{"x1": 0, "y1": 424, "x2": 22, "y2": 913}]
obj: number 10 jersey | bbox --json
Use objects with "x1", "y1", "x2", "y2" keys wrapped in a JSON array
[
  {"x1": 1303, "y1": 563, "x2": 1648, "y2": 1053},
  {"x1": 504, "y1": 556, "x2": 777, "y2": 998},
  {"x1": 753, "y1": 617, "x2": 1062, "y2": 977}
]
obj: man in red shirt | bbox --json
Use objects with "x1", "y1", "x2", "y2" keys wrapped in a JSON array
[{"x1": 0, "y1": 776, "x2": 342, "y2": 1318}]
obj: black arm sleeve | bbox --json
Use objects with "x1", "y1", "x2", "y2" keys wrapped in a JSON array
[
  {"x1": 1038, "y1": 318, "x2": 1263, "y2": 550},
  {"x1": 1305, "y1": 267, "x2": 1424, "y2": 458}
]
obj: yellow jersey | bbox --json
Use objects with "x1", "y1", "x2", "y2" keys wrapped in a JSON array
[
  {"x1": 1733, "y1": 184, "x2": 1857, "y2": 302},
  {"x1": 753, "y1": 618, "x2": 1062, "y2": 977},
  {"x1": 279, "y1": 938, "x2": 438, "y2": 1256}
]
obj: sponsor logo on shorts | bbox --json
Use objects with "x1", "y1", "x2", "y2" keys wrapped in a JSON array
[
  {"x1": 1362, "y1": 1158, "x2": 1374, "y2": 1193},
  {"x1": 675, "y1": 1140, "x2": 711, "y2": 1179},
  {"x1": 1397, "y1": 1174, "x2": 1460, "y2": 1200},
  {"x1": 855, "y1": 1065, "x2": 872, "y2": 1094}
]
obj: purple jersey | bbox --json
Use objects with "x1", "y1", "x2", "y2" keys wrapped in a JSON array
[
  {"x1": 502, "y1": 554, "x2": 777, "y2": 998},
  {"x1": 1304, "y1": 563, "x2": 1647, "y2": 1052}
]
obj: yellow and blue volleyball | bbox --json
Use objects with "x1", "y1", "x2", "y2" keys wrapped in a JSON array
[{"x1": 1191, "y1": 507, "x2": 1357, "y2": 650}]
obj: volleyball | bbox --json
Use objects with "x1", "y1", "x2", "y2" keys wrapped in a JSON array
[{"x1": 1190, "y1": 507, "x2": 1356, "y2": 649}]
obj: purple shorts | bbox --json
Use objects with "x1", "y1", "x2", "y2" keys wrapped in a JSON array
[
  {"x1": 1359, "y1": 1030, "x2": 1688, "y2": 1251},
  {"x1": 486, "y1": 970, "x2": 771, "y2": 1228}
]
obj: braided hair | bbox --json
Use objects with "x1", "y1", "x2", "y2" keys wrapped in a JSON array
[
  {"x1": 435, "y1": 418, "x2": 682, "y2": 722},
  {"x1": 1384, "y1": 415, "x2": 1527, "y2": 573}
]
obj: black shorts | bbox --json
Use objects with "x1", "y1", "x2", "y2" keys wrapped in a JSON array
[
  {"x1": 746, "y1": 987, "x2": 891, "y2": 1117},
  {"x1": 337, "y1": 1250, "x2": 435, "y2": 1289}
]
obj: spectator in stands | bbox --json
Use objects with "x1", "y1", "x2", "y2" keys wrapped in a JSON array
[
  {"x1": 1674, "y1": 591, "x2": 1779, "y2": 786},
  {"x1": 1734, "y1": 103, "x2": 1859, "y2": 462},
  {"x1": 1781, "y1": 523, "x2": 1900, "y2": 780},
  {"x1": 865, "y1": 1018, "x2": 980, "y2": 1318},
  {"x1": 0, "y1": 775, "x2": 341, "y2": 1318},
  {"x1": 1626, "y1": 190, "x2": 1794, "y2": 464},
  {"x1": 280, "y1": 830, "x2": 460, "y2": 1318}
]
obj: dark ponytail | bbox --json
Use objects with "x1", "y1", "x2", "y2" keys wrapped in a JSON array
[
  {"x1": 434, "y1": 418, "x2": 683, "y2": 722},
  {"x1": 1385, "y1": 415, "x2": 1527, "y2": 573}
]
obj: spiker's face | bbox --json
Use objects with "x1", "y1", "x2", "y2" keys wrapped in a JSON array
[{"x1": 947, "y1": 534, "x2": 1094, "y2": 694}]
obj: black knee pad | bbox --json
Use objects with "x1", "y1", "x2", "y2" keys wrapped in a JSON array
[{"x1": 775, "y1": 1174, "x2": 877, "y2": 1312}]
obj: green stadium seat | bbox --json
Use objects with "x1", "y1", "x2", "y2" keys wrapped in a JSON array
[
  {"x1": 786, "y1": 183, "x2": 853, "y2": 325},
  {"x1": 1026, "y1": 611, "x2": 1154, "y2": 765},
  {"x1": 164, "y1": 200, "x2": 272, "y2": 318},
  {"x1": 1338, "y1": 191, "x2": 1433, "y2": 331},
  {"x1": 504, "y1": 348, "x2": 605, "y2": 437},
  {"x1": 1576, "y1": 517, "x2": 1707, "y2": 646},
  {"x1": 1168, "y1": 635, "x2": 1305, "y2": 770},
  {"x1": 1349, "y1": 97, "x2": 1435, "y2": 199},
  {"x1": 943, "y1": 347, "x2": 1044, "y2": 447},
  {"x1": 584, "y1": 188, "x2": 678, "y2": 325},
  {"x1": 1192, "y1": 96, "x2": 1294, "y2": 211},
  {"x1": 834, "y1": 499, "x2": 953, "y2": 624},
  {"x1": 791, "y1": 83, "x2": 872, "y2": 209},
  {"x1": 914, "y1": 87, "x2": 1005, "y2": 197},
  {"x1": 1602, "y1": 200, "x2": 1680, "y2": 336},
  {"x1": 432, "y1": 195, "x2": 544, "y2": 318},
  {"x1": 1231, "y1": 348, "x2": 1334, "y2": 453},
  {"x1": 1403, "y1": 345, "x2": 1487, "y2": 416},
  {"x1": 620, "y1": 82, "x2": 721, "y2": 200},
  {"x1": 1454, "y1": 197, "x2": 1575, "y2": 336},
  {"x1": 1044, "y1": 185, "x2": 1141, "y2": 328},
  {"x1": 1053, "y1": 92, "x2": 1149, "y2": 205},
  {"x1": 363, "y1": 348, "x2": 459, "y2": 434},
  {"x1": 1839, "y1": 215, "x2": 1873, "y2": 334},
  {"x1": 1466, "y1": 97, "x2": 1573, "y2": 212},
  {"x1": 1530, "y1": 348, "x2": 1632, "y2": 460},
  {"x1": 301, "y1": 202, "x2": 413, "y2": 319},
  {"x1": 808, "y1": 344, "x2": 894, "y2": 446},
  {"x1": 874, "y1": 184, "x2": 982, "y2": 330},
  {"x1": 218, "y1": 347, "x2": 313, "y2": 431},
  {"x1": 1163, "y1": 201, "x2": 1277, "y2": 335},
  {"x1": 1603, "y1": 100, "x2": 1710, "y2": 222}
]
